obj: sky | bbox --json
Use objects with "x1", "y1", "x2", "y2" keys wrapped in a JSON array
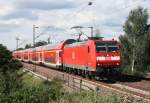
[{"x1": 0, "y1": 0, "x2": 150, "y2": 50}]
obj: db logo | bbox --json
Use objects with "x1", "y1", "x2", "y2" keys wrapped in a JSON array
[{"x1": 106, "y1": 57, "x2": 111, "y2": 60}]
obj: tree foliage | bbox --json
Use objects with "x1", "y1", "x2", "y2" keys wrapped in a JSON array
[
  {"x1": 16, "y1": 48, "x2": 24, "y2": 51},
  {"x1": 0, "y1": 44, "x2": 23, "y2": 102},
  {"x1": 0, "y1": 44, "x2": 22, "y2": 73},
  {"x1": 95, "y1": 28, "x2": 101, "y2": 37},
  {"x1": 25, "y1": 44, "x2": 32, "y2": 49},
  {"x1": 35, "y1": 40, "x2": 47, "y2": 47},
  {"x1": 119, "y1": 7, "x2": 150, "y2": 74},
  {"x1": 0, "y1": 44, "x2": 54, "y2": 103}
]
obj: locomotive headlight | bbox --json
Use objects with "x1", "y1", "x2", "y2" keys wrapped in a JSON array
[{"x1": 116, "y1": 63, "x2": 120, "y2": 65}]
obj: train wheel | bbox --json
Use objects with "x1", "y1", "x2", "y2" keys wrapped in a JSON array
[
  {"x1": 78, "y1": 69, "x2": 82, "y2": 76},
  {"x1": 102, "y1": 69, "x2": 109, "y2": 77},
  {"x1": 73, "y1": 69, "x2": 77, "y2": 75},
  {"x1": 77, "y1": 69, "x2": 80, "y2": 75},
  {"x1": 87, "y1": 71, "x2": 93, "y2": 80},
  {"x1": 82, "y1": 70, "x2": 86, "y2": 78},
  {"x1": 69, "y1": 68, "x2": 72, "y2": 74},
  {"x1": 63, "y1": 66, "x2": 66, "y2": 72},
  {"x1": 71, "y1": 68, "x2": 73, "y2": 74},
  {"x1": 85, "y1": 70, "x2": 89, "y2": 78},
  {"x1": 66, "y1": 67, "x2": 69, "y2": 73},
  {"x1": 109, "y1": 69, "x2": 115, "y2": 76}
]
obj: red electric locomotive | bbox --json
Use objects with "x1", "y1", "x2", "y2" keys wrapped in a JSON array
[{"x1": 63, "y1": 39, "x2": 121, "y2": 76}]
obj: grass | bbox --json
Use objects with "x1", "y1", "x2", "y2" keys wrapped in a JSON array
[
  {"x1": 57, "y1": 91, "x2": 149, "y2": 103},
  {"x1": 17, "y1": 69, "x2": 46, "y2": 87},
  {"x1": 22, "y1": 73, "x2": 44, "y2": 87},
  {"x1": 17, "y1": 69, "x2": 149, "y2": 103}
]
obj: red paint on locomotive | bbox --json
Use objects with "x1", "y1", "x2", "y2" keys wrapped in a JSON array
[{"x1": 63, "y1": 39, "x2": 121, "y2": 72}]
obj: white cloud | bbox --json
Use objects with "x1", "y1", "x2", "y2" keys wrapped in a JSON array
[
  {"x1": 15, "y1": 0, "x2": 78, "y2": 10},
  {"x1": 0, "y1": 5, "x2": 13, "y2": 16}
]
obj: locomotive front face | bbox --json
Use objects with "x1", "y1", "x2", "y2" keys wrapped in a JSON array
[{"x1": 95, "y1": 41, "x2": 121, "y2": 68}]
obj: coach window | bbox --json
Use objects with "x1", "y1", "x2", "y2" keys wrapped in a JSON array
[{"x1": 59, "y1": 51, "x2": 62, "y2": 57}]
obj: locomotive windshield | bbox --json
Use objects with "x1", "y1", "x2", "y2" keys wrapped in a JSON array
[
  {"x1": 95, "y1": 41, "x2": 118, "y2": 52},
  {"x1": 107, "y1": 46, "x2": 118, "y2": 52}
]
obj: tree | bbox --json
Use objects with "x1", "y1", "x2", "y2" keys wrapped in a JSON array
[
  {"x1": 47, "y1": 36, "x2": 51, "y2": 44},
  {"x1": 95, "y1": 28, "x2": 101, "y2": 37},
  {"x1": 0, "y1": 44, "x2": 11, "y2": 69},
  {"x1": 16, "y1": 48, "x2": 24, "y2": 51},
  {"x1": 119, "y1": 7, "x2": 150, "y2": 74},
  {"x1": 25, "y1": 44, "x2": 32, "y2": 49},
  {"x1": 35, "y1": 41, "x2": 47, "y2": 47},
  {"x1": 119, "y1": 35, "x2": 132, "y2": 73},
  {"x1": 0, "y1": 44, "x2": 22, "y2": 73},
  {"x1": 0, "y1": 44, "x2": 52, "y2": 103},
  {"x1": 0, "y1": 44, "x2": 23, "y2": 102}
]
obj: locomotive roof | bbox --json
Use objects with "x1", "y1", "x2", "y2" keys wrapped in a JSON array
[
  {"x1": 64, "y1": 39, "x2": 118, "y2": 48},
  {"x1": 65, "y1": 41, "x2": 86, "y2": 47},
  {"x1": 43, "y1": 39, "x2": 76, "y2": 51},
  {"x1": 94, "y1": 40, "x2": 117, "y2": 42}
]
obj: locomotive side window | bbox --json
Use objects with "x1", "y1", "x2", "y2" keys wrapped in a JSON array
[{"x1": 88, "y1": 46, "x2": 90, "y2": 53}]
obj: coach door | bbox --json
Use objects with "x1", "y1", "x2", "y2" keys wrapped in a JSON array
[
  {"x1": 56, "y1": 50, "x2": 61, "y2": 66},
  {"x1": 38, "y1": 52, "x2": 43, "y2": 62}
]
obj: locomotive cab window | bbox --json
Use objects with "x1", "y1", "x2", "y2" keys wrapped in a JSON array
[
  {"x1": 95, "y1": 42, "x2": 106, "y2": 52},
  {"x1": 96, "y1": 46, "x2": 106, "y2": 52},
  {"x1": 95, "y1": 41, "x2": 118, "y2": 53},
  {"x1": 107, "y1": 46, "x2": 118, "y2": 52}
]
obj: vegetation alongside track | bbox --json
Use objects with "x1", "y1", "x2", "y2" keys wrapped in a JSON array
[
  {"x1": 119, "y1": 7, "x2": 150, "y2": 76},
  {"x1": 0, "y1": 42, "x2": 149, "y2": 103},
  {"x1": 0, "y1": 44, "x2": 51, "y2": 103},
  {"x1": 19, "y1": 69, "x2": 149, "y2": 103}
]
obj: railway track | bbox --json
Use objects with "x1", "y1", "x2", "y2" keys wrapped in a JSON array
[{"x1": 22, "y1": 62, "x2": 150, "y2": 102}]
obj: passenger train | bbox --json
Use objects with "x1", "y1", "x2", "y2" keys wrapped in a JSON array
[{"x1": 13, "y1": 38, "x2": 121, "y2": 78}]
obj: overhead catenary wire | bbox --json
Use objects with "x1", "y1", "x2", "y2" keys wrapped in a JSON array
[
  {"x1": 38, "y1": 0, "x2": 147, "y2": 42},
  {"x1": 18, "y1": 39, "x2": 28, "y2": 48},
  {"x1": 60, "y1": 1, "x2": 95, "y2": 31}
]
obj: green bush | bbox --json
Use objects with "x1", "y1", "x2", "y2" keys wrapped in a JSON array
[
  {"x1": 14, "y1": 85, "x2": 51, "y2": 103},
  {"x1": 48, "y1": 78, "x2": 64, "y2": 101},
  {"x1": 57, "y1": 91, "x2": 148, "y2": 103},
  {"x1": 0, "y1": 44, "x2": 52, "y2": 103}
]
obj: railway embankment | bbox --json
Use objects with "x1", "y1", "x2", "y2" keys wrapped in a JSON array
[{"x1": 23, "y1": 62, "x2": 150, "y2": 103}]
